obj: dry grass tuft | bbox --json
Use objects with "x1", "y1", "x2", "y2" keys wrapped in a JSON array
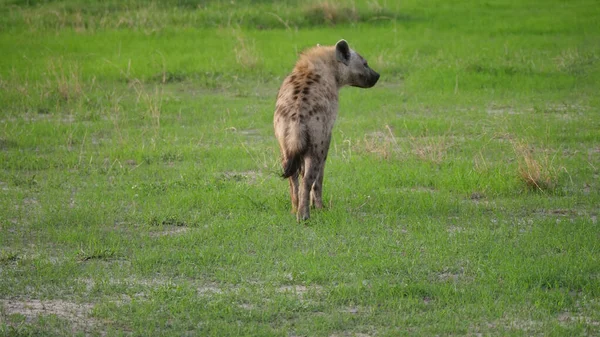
[
  {"x1": 46, "y1": 58, "x2": 84, "y2": 103},
  {"x1": 411, "y1": 137, "x2": 449, "y2": 164},
  {"x1": 554, "y1": 48, "x2": 599, "y2": 75},
  {"x1": 132, "y1": 82, "x2": 162, "y2": 129},
  {"x1": 410, "y1": 135, "x2": 450, "y2": 164},
  {"x1": 362, "y1": 125, "x2": 397, "y2": 159},
  {"x1": 232, "y1": 30, "x2": 261, "y2": 69},
  {"x1": 303, "y1": 1, "x2": 359, "y2": 25},
  {"x1": 513, "y1": 141, "x2": 560, "y2": 192},
  {"x1": 361, "y1": 125, "x2": 452, "y2": 163}
]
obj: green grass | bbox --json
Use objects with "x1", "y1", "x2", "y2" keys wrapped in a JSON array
[{"x1": 1, "y1": 0, "x2": 599, "y2": 336}]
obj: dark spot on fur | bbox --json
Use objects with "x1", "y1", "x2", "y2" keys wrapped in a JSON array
[
  {"x1": 302, "y1": 97, "x2": 308, "y2": 102},
  {"x1": 302, "y1": 87, "x2": 310, "y2": 95},
  {"x1": 313, "y1": 74, "x2": 321, "y2": 83},
  {"x1": 277, "y1": 106, "x2": 289, "y2": 116},
  {"x1": 293, "y1": 95, "x2": 298, "y2": 100},
  {"x1": 316, "y1": 116, "x2": 320, "y2": 121},
  {"x1": 293, "y1": 89, "x2": 300, "y2": 95},
  {"x1": 306, "y1": 80, "x2": 314, "y2": 86},
  {"x1": 290, "y1": 75, "x2": 296, "y2": 82},
  {"x1": 320, "y1": 150, "x2": 324, "y2": 155}
]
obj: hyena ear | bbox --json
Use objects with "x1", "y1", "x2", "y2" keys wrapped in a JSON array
[{"x1": 335, "y1": 39, "x2": 351, "y2": 66}]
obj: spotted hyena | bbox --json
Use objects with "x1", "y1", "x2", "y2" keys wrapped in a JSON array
[{"x1": 274, "y1": 39, "x2": 380, "y2": 221}]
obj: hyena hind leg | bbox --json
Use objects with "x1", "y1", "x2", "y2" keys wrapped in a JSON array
[
  {"x1": 298, "y1": 160, "x2": 320, "y2": 221},
  {"x1": 310, "y1": 171, "x2": 324, "y2": 209},
  {"x1": 288, "y1": 172, "x2": 300, "y2": 213}
]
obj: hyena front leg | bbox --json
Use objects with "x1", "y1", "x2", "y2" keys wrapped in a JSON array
[
  {"x1": 288, "y1": 172, "x2": 299, "y2": 213},
  {"x1": 298, "y1": 158, "x2": 319, "y2": 221}
]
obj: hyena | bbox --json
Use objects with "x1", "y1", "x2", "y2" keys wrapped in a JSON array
[{"x1": 274, "y1": 39, "x2": 380, "y2": 221}]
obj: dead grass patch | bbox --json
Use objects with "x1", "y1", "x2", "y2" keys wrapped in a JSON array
[
  {"x1": 231, "y1": 30, "x2": 261, "y2": 69},
  {"x1": 131, "y1": 81, "x2": 163, "y2": 145},
  {"x1": 361, "y1": 125, "x2": 452, "y2": 163},
  {"x1": 410, "y1": 135, "x2": 450, "y2": 164},
  {"x1": 46, "y1": 58, "x2": 84, "y2": 103},
  {"x1": 363, "y1": 127, "x2": 397, "y2": 159},
  {"x1": 303, "y1": 1, "x2": 359, "y2": 25},
  {"x1": 512, "y1": 141, "x2": 563, "y2": 192},
  {"x1": 554, "y1": 48, "x2": 599, "y2": 75}
]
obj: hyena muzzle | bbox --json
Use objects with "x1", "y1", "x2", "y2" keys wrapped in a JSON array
[{"x1": 274, "y1": 39, "x2": 380, "y2": 221}]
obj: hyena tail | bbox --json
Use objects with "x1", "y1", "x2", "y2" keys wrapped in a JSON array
[
  {"x1": 281, "y1": 154, "x2": 303, "y2": 178},
  {"x1": 281, "y1": 126, "x2": 310, "y2": 178}
]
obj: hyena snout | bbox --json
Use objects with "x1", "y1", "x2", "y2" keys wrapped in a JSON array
[
  {"x1": 364, "y1": 68, "x2": 380, "y2": 88},
  {"x1": 352, "y1": 67, "x2": 380, "y2": 88}
]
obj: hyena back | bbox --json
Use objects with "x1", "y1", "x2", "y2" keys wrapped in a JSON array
[{"x1": 274, "y1": 39, "x2": 380, "y2": 221}]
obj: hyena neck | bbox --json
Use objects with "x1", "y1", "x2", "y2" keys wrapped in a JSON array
[{"x1": 295, "y1": 47, "x2": 343, "y2": 93}]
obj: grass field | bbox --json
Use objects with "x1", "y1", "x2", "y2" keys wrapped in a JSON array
[{"x1": 1, "y1": 0, "x2": 599, "y2": 336}]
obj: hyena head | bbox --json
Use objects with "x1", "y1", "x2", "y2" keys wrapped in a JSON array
[{"x1": 335, "y1": 39, "x2": 380, "y2": 88}]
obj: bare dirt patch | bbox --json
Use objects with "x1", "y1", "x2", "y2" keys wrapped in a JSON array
[
  {"x1": 558, "y1": 311, "x2": 600, "y2": 327},
  {"x1": 277, "y1": 284, "x2": 324, "y2": 301},
  {"x1": 340, "y1": 306, "x2": 361, "y2": 314},
  {"x1": 238, "y1": 303, "x2": 255, "y2": 310},
  {"x1": 329, "y1": 332, "x2": 372, "y2": 337},
  {"x1": 1, "y1": 299, "x2": 95, "y2": 331},
  {"x1": 197, "y1": 284, "x2": 224, "y2": 296},
  {"x1": 76, "y1": 277, "x2": 176, "y2": 289},
  {"x1": 486, "y1": 105, "x2": 520, "y2": 115},
  {"x1": 148, "y1": 226, "x2": 189, "y2": 237}
]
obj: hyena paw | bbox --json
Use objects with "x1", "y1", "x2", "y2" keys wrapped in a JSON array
[{"x1": 297, "y1": 211, "x2": 310, "y2": 222}]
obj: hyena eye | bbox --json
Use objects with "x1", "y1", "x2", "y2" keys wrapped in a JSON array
[{"x1": 363, "y1": 62, "x2": 369, "y2": 68}]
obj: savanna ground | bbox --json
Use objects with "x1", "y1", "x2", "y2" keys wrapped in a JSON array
[{"x1": 0, "y1": 0, "x2": 599, "y2": 336}]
